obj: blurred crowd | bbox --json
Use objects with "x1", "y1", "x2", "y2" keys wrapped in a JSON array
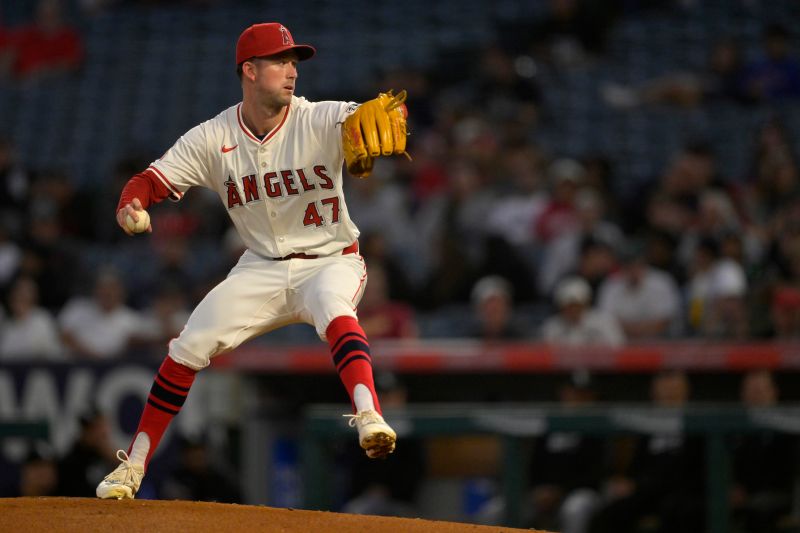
[
  {"x1": 2, "y1": 0, "x2": 800, "y2": 364},
  {"x1": 1, "y1": 3, "x2": 799, "y2": 532}
]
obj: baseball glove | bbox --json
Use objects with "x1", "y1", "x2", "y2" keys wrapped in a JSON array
[{"x1": 342, "y1": 90, "x2": 409, "y2": 178}]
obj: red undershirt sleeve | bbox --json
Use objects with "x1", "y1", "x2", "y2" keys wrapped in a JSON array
[{"x1": 117, "y1": 170, "x2": 174, "y2": 213}]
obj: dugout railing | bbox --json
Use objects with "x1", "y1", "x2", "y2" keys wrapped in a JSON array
[
  {"x1": 0, "y1": 421, "x2": 49, "y2": 440},
  {"x1": 302, "y1": 403, "x2": 800, "y2": 532}
]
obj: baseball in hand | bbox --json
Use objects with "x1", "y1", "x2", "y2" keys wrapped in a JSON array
[{"x1": 125, "y1": 210, "x2": 150, "y2": 233}]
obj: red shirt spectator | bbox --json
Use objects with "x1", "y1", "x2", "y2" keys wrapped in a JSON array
[
  {"x1": 7, "y1": 0, "x2": 84, "y2": 80},
  {"x1": 534, "y1": 158, "x2": 585, "y2": 243},
  {"x1": 358, "y1": 263, "x2": 418, "y2": 340}
]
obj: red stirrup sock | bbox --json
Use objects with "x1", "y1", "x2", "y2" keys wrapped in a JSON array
[
  {"x1": 128, "y1": 356, "x2": 197, "y2": 469},
  {"x1": 327, "y1": 316, "x2": 382, "y2": 414}
]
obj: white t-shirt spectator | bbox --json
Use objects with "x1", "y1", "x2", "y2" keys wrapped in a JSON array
[
  {"x1": 597, "y1": 267, "x2": 681, "y2": 338},
  {"x1": 686, "y1": 258, "x2": 747, "y2": 332},
  {"x1": 59, "y1": 298, "x2": 142, "y2": 358},
  {"x1": 541, "y1": 309, "x2": 625, "y2": 347},
  {"x1": 0, "y1": 308, "x2": 64, "y2": 360}
]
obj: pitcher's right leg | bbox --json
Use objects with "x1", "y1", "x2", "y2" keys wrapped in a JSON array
[
  {"x1": 98, "y1": 251, "x2": 290, "y2": 499},
  {"x1": 96, "y1": 355, "x2": 196, "y2": 499}
]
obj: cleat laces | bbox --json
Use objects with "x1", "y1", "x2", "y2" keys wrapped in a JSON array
[
  {"x1": 103, "y1": 450, "x2": 144, "y2": 488},
  {"x1": 344, "y1": 410, "x2": 381, "y2": 427}
]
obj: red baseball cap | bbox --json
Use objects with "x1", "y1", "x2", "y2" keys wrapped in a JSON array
[{"x1": 236, "y1": 23, "x2": 315, "y2": 65}]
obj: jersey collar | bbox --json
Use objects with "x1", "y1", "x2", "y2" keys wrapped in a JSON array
[{"x1": 236, "y1": 103, "x2": 290, "y2": 145}]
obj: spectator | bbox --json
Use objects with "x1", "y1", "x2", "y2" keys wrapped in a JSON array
[
  {"x1": 755, "y1": 203, "x2": 800, "y2": 337},
  {"x1": 644, "y1": 230, "x2": 682, "y2": 284},
  {"x1": 541, "y1": 276, "x2": 624, "y2": 347},
  {"x1": 468, "y1": 275, "x2": 525, "y2": 340},
  {"x1": 677, "y1": 189, "x2": 745, "y2": 269},
  {"x1": 580, "y1": 156, "x2": 619, "y2": 221},
  {"x1": 138, "y1": 282, "x2": 191, "y2": 355},
  {"x1": 28, "y1": 168, "x2": 96, "y2": 241},
  {"x1": 58, "y1": 269, "x2": 143, "y2": 359},
  {"x1": 159, "y1": 435, "x2": 240, "y2": 503},
  {"x1": 145, "y1": 221, "x2": 205, "y2": 303},
  {"x1": 538, "y1": 188, "x2": 624, "y2": 296},
  {"x1": 590, "y1": 370, "x2": 705, "y2": 533},
  {"x1": 700, "y1": 258, "x2": 750, "y2": 339},
  {"x1": 478, "y1": 234, "x2": 539, "y2": 304},
  {"x1": 685, "y1": 237, "x2": 720, "y2": 334},
  {"x1": 343, "y1": 163, "x2": 417, "y2": 267},
  {"x1": 415, "y1": 160, "x2": 490, "y2": 309},
  {"x1": 626, "y1": 142, "x2": 720, "y2": 238},
  {"x1": 602, "y1": 38, "x2": 747, "y2": 109},
  {"x1": 16, "y1": 445, "x2": 58, "y2": 497},
  {"x1": 0, "y1": 276, "x2": 63, "y2": 360},
  {"x1": 525, "y1": 371, "x2": 606, "y2": 533},
  {"x1": 597, "y1": 245, "x2": 682, "y2": 340},
  {"x1": 534, "y1": 158, "x2": 586, "y2": 244},
  {"x1": 486, "y1": 143, "x2": 547, "y2": 247},
  {"x1": 740, "y1": 23, "x2": 800, "y2": 103},
  {"x1": 734, "y1": 119, "x2": 800, "y2": 229},
  {"x1": 474, "y1": 370, "x2": 606, "y2": 532},
  {"x1": 357, "y1": 263, "x2": 418, "y2": 340},
  {"x1": 19, "y1": 208, "x2": 82, "y2": 313},
  {"x1": 406, "y1": 130, "x2": 449, "y2": 207},
  {"x1": 159, "y1": 438, "x2": 241, "y2": 503},
  {"x1": 574, "y1": 237, "x2": 618, "y2": 299},
  {"x1": 3, "y1": 0, "x2": 84, "y2": 81},
  {"x1": 56, "y1": 408, "x2": 117, "y2": 496},
  {"x1": 731, "y1": 370, "x2": 796, "y2": 533}
]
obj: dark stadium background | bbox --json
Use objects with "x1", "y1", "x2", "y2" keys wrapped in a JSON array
[{"x1": 2, "y1": 1, "x2": 800, "y2": 532}]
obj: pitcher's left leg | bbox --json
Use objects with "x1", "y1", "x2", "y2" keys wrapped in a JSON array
[
  {"x1": 327, "y1": 315, "x2": 395, "y2": 458},
  {"x1": 294, "y1": 255, "x2": 395, "y2": 458}
]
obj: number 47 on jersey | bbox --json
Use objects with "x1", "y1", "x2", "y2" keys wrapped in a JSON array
[{"x1": 303, "y1": 196, "x2": 340, "y2": 227}]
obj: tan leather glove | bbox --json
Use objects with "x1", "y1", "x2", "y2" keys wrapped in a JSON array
[{"x1": 342, "y1": 90, "x2": 409, "y2": 178}]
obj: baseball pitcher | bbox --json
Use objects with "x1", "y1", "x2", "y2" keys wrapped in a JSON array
[{"x1": 97, "y1": 22, "x2": 408, "y2": 500}]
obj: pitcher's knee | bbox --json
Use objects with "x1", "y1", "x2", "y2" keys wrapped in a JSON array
[
  {"x1": 313, "y1": 289, "x2": 356, "y2": 308},
  {"x1": 311, "y1": 290, "x2": 356, "y2": 315},
  {"x1": 168, "y1": 332, "x2": 215, "y2": 371}
]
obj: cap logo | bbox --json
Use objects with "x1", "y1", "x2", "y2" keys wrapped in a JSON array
[{"x1": 279, "y1": 25, "x2": 291, "y2": 45}]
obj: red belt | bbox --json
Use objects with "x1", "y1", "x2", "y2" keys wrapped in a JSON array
[{"x1": 272, "y1": 241, "x2": 359, "y2": 261}]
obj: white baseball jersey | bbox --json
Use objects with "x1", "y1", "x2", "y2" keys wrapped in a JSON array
[
  {"x1": 147, "y1": 95, "x2": 359, "y2": 258},
  {"x1": 148, "y1": 96, "x2": 371, "y2": 369}
]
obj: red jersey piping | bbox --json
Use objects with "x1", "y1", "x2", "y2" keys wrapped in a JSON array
[
  {"x1": 147, "y1": 166, "x2": 184, "y2": 199},
  {"x1": 236, "y1": 103, "x2": 290, "y2": 145}
]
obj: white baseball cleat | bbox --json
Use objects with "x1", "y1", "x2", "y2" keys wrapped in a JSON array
[
  {"x1": 96, "y1": 450, "x2": 144, "y2": 499},
  {"x1": 344, "y1": 409, "x2": 397, "y2": 459}
]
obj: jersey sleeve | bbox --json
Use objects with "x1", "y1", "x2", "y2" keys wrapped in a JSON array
[
  {"x1": 117, "y1": 168, "x2": 176, "y2": 212},
  {"x1": 308, "y1": 100, "x2": 355, "y2": 154},
  {"x1": 147, "y1": 123, "x2": 213, "y2": 200}
]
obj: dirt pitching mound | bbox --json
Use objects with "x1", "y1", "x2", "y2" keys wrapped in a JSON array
[{"x1": 0, "y1": 497, "x2": 548, "y2": 532}]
